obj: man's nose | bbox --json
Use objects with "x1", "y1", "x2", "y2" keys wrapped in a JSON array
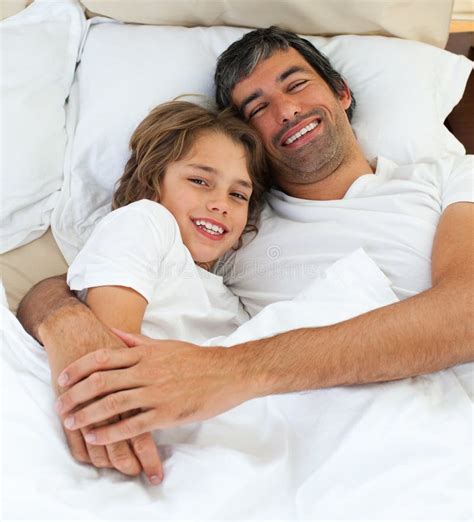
[{"x1": 274, "y1": 93, "x2": 300, "y2": 123}]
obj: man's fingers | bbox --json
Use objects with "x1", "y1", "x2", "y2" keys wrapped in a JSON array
[
  {"x1": 83, "y1": 410, "x2": 157, "y2": 446},
  {"x1": 105, "y1": 439, "x2": 142, "y2": 476},
  {"x1": 62, "y1": 389, "x2": 147, "y2": 430},
  {"x1": 57, "y1": 368, "x2": 141, "y2": 415},
  {"x1": 83, "y1": 431, "x2": 113, "y2": 469},
  {"x1": 129, "y1": 430, "x2": 163, "y2": 485},
  {"x1": 110, "y1": 328, "x2": 153, "y2": 347},
  {"x1": 118, "y1": 410, "x2": 163, "y2": 484},
  {"x1": 82, "y1": 415, "x2": 142, "y2": 476},
  {"x1": 60, "y1": 396, "x2": 142, "y2": 476},
  {"x1": 57, "y1": 348, "x2": 141, "y2": 389},
  {"x1": 64, "y1": 426, "x2": 91, "y2": 464},
  {"x1": 80, "y1": 413, "x2": 142, "y2": 476}
]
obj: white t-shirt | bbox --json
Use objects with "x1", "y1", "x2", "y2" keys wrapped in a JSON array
[
  {"x1": 217, "y1": 155, "x2": 473, "y2": 317},
  {"x1": 67, "y1": 200, "x2": 248, "y2": 343}
]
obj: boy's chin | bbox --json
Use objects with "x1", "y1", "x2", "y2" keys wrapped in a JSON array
[
  {"x1": 191, "y1": 250, "x2": 219, "y2": 267},
  {"x1": 194, "y1": 258, "x2": 217, "y2": 271}
]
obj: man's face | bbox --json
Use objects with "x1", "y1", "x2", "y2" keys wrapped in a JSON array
[{"x1": 231, "y1": 48, "x2": 353, "y2": 187}]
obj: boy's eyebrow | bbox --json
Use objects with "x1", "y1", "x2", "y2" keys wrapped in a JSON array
[
  {"x1": 187, "y1": 163, "x2": 253, "y2": 190},
  {"x1": 238, "y1": 65, "x2": 309, "y2": 115},
  {"x1": 235, "y1": 179, "x2": 253, "y2": 190},
  {"x1": 188, "y1": 163, "x2": 217, "y2": 174}
]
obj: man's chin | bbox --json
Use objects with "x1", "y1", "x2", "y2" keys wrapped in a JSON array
[
  {"x1": 277, "y1": 155, "x2": 331, "y2": 176},
  {"x1": 271, "y1": 151, "x2": 339, "y2": 186}
]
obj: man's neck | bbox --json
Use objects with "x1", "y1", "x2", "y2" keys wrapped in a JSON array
[{"x1": 278, "y1": 149, "x2": 374, "y2": 201}]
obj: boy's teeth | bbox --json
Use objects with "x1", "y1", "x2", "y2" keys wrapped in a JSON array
[
  {"x1": 284, "y1": 121, "x2": 319, "y2": 145},
  {"x1": 195, "y1": 220, "x2": 224, "y2": 235}
]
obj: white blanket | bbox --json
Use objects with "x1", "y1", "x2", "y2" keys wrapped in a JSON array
[{"x1": 1, "y1": 250, "x2": 472, "y2": 520}]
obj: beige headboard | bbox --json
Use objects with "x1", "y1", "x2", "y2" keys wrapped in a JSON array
[{"x1": 1, "y1": 0, "x2": 465, "y2": 49}]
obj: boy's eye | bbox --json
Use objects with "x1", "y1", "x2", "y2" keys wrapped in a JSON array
[
  {"x1": 189, "y1": 178, "x2": 208, "y2": 186},
  {"x1": 231, "y1": 192, "x2": 249, "y2": 201}
]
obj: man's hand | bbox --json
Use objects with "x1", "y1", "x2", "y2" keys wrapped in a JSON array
[
  {"x1": 54, "y1": 379, "x2": 163, "y2": 483},
  {"x1": 32, "y1": 293, "x2": 164, "y2": 484},
  {"x1": 55, "y1": 330, "x2": 258, "y2": 445}
]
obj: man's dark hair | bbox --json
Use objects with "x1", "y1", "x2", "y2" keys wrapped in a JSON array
[{"x1": 215, "y1": 26, "x2": 356, "y2": 121}]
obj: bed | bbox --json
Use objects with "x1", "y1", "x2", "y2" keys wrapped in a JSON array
[{"x1": 1, "y1": 0, "x2": 473, "y2": 519}]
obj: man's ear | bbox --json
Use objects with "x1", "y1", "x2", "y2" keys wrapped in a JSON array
[{"x1": 338, "y1": 80, "x2": 352, "y2": 111}]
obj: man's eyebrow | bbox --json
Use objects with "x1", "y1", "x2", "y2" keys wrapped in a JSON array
[
  {"x1": 187, "y1": 164, "x2": 252, "y2": 190},
  {"x1": 238, "y1": 89, "x2": 263, "y2": 116},
  {"x1": 238, "y1": 66, "x2": 310, "y2": 115},
  {"x1": 277, "y1": 65, "x2": 308, "y2": 83}
]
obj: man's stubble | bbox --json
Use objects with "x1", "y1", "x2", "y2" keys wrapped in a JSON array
[{"x1": 268, "y1": 107, "x2": 351, "y2": 189}]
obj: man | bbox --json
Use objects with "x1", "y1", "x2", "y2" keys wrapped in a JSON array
[{"x1": 18, "y1": 27, "x2": 473, "y2": 485}]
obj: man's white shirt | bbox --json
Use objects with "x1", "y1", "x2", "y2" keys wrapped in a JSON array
[{"x1": 218, "y1": 155, "x2": 474, "y2": 317}]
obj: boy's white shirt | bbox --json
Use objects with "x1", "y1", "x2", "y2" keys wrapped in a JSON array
[{"x1": 67, "y1": 200, "x2": 248, "y2": 343}]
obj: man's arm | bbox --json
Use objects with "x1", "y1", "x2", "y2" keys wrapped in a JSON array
[
  {"x1": 17, "y1": 274, "x2": 79, "y2": 343},
  {"x1": 16, "y1": 276, "x2": 164, "y2": 484},
  {"x1": 242, "y1": 202, "x2": 474, "y2": 392},
  {"x1": 50, "y1": 203, "x2": 473, "y2": 445}
]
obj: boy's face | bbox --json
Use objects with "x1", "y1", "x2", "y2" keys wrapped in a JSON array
[
  {"x1": 231, "y1": 48, "x2": 352, "y2": 186},
  {"x1": 159, "y1": 131, "x2": 253, "y2": 267}
]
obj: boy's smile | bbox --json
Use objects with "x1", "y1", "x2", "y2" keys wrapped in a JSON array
[{"x1": 159, "y1": 131, "x2": 253, "y2": 267}]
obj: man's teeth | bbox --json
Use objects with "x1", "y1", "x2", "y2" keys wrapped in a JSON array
[
  {"x1": 194, "y1": 220, "x2": 224, "y2": 235},
  {"x1": 284, "y1": 121, "x2": 319, "y2": 145}
]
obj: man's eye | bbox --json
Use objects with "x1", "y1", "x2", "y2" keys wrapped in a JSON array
[
  {"x1": 189, "y1": 178, "x2": 208, "y2": 186},
  {"x1": 288, "y1": 80, "x2": 307, "y2": 91},
  {"x1": 249, "y1": 104, "x2": 266, "y2": 119}
]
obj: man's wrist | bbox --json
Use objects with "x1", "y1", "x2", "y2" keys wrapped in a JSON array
[
  {"x1": 221, "y1": 339, "x2": 272, "y2": 400},
  {"x1": 38, "y1": 297, "x2": 92, "y2": 348}
]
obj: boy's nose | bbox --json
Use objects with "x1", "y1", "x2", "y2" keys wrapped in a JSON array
[{"x1": 207, "y1": 197, "x2": 229, "y2": 215}]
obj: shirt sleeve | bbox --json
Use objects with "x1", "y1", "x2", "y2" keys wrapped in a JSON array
[
  {"x1": 67, "y1": 200, "x2": 179, "y2": 302},
  {"x1": 441, "y1": 155, "x2": 474, "y2": 212}
]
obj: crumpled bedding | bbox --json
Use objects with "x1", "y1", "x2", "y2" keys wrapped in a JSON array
[{"x1": 1, "y1": 249, "x2": 472, "y2": 520}]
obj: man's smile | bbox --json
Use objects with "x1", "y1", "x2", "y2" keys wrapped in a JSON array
[
  {"x1": 282, "y1": 120, "x2": 320, "y2": 145},
  {"x1": 275, "y1": 111, "x2": 325, "y2": 151}
]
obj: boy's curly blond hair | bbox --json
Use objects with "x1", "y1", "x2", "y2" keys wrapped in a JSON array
[{"x1": 113, "y1": 101, "x2": 270, "y2": 241}]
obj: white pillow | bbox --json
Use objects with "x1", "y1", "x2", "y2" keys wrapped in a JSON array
[
  {"x1": 0, "y1": 0, "x2": 86, "y2": 253},
  {"x1": 51, "y1": 22, "x2": 473, "y2": 263}
]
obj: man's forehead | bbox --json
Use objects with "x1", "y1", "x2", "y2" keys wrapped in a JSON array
[{"x1": 231, "y1": 48, "x2": 317, "y2": 105}]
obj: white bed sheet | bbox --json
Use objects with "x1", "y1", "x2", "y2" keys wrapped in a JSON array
[{"x1": 1, "y1": 250, "x2": 472, "y2": 520}]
